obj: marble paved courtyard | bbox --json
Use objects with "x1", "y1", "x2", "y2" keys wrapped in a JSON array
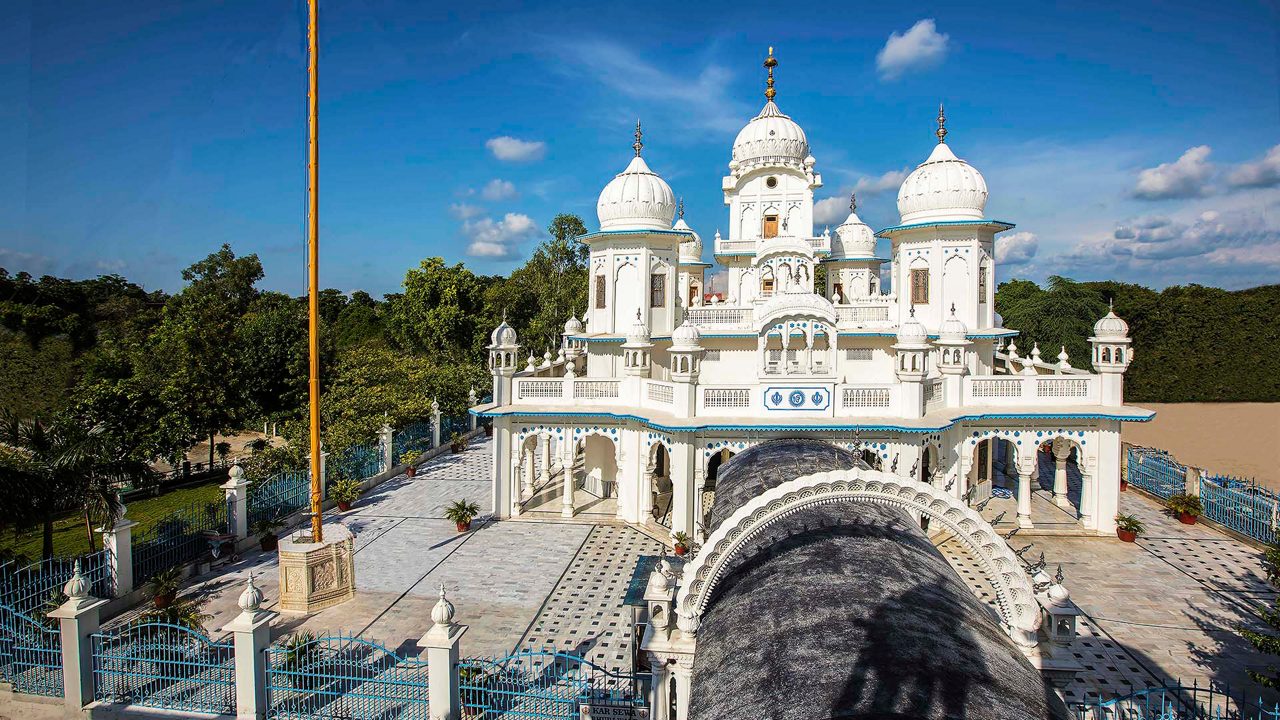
[{"x1": 170, "y1": 436, "x2": 1274, "y2": 704}]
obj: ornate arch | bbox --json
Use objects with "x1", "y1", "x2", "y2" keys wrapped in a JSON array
[{"x1": 674, "y1": 468, "x2": 1041, "y2": 647}]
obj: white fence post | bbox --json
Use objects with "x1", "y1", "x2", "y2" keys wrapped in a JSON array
[
  {"x1": 226, "y1": 576, "x2": 274, "y2": 720},
  {"x1": 431, "y1": 399, "x2": 442, "y2": 449},
  {"x1": 48, "y1": 561, "x2": 107, "y2": 712},
  {"x1": 378, "y1": 424, "x2": 395, "y2": 473},
  {"x1": 468, "y1": 389, "x2": 478, "y2": 432},
  {"x1": 101, "y1": 512, "x2": 137, "y2": 597},
  {"x1": 421, "y1": 586, "x2": 466, "y2": 720},
  {"x1": 223, "y1": 465, "x2": 251, "y2": 542}
]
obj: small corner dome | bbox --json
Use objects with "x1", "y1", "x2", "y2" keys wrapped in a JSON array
[
  {"x1": 597, "y1": 155, "x2": 676, "y2": 231},
  {"x1": 939, "y1": 308, "x2": 968, "y2": 343},
  {"x1": 626, "y1": 312, "x2": 651, "y2": 344},
  {"x1": 674, "y1": 216, "x2": 703, "y2": 262},
  {"x1": 833, "y1": 202, "x2": 876, "y2": 258},
  {"x1": 563, "y1": 315, "x2": 583, "y2": 335},
  {"x1": 671, "y1": 320, "x2": 702, "y2": 348},
  {"x1": 897, "y1": 141, "x2": 988, "y2": 224},
  {"x1": 731, "y1": 102, "x2": 810, "y2": 171},
  {"x1": 896, "y1": 311, "x2": 929, "y2": 346},
  {"x1": 1092, "y1": 307, "x2": 1129, "y2": 339},
  {"x1": 490, "y1": 320, "x2": 518, "y2": 347}
]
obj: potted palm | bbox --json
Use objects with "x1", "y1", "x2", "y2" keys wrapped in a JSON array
[
  {"x1": 444, "y1": 499, "x2": 481, "y2": 532},
  {"x1": 330, "y1": 475, "x2": 361, "y2": 512},
  {"x1": 147, "y1": 566, "x2": 184, "y2": 609},
  {"x1": 401, "y1": 450, "x2": 421, "y2": 478},
  {"x1": 450, "y1": 431, "x2": 468, "y2": 454},
  {"x1": 253, "y1": 516, "x2": 286, "y2": 552},
  {"x1": 1115, "y1": 514, "x2": 1144, "y2": 542},
  {"x1": 1167, "y1": 493, "x2": 1203, "y2": 525},
  {"x1": 280, "y1": 631, "x2": 322, "y2": 689},
  {"x1": 673, "y1": 532, "x2": 691, "y2": 557}
]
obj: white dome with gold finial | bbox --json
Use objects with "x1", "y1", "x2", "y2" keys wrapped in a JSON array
[
  {"x1": 730, "y1": 49, "x2": 810, "y2": 172},
  {"x1": 897, "y1": 104, "x2": 988, "y2": 224},
  {"x1": 597, "y1": 121, "x2": 676, "y2": 231}
]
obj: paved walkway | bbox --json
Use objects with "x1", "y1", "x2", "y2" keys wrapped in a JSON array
[{"x1": 157, "y1": 437, "x2": 1274, "y2": 704}]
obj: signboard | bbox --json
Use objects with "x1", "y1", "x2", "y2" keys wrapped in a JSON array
[
  {"x1": 580, "y1": 703, "x2": 650, "y2": 719},
  {"x1": 762, "y1": 386, "x2": 831, "y2": 411}
]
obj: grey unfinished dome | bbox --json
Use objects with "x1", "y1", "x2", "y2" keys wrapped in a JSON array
[{"x1": 689, "y1": 439, "x2": 1070, "y2": 720}]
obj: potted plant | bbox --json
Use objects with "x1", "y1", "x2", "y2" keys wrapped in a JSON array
[
  {"x1": 1167, "y1": 493, "x2": 1203, "y2": 525},
  {"x1": 330, "y1": 474, "x2": 361, "y2": 512},
  {"x1": 450, "y1": 431, "x2": 467, "y2": 454},
  {"x1": 147, "y1": 566, "x2": 184, "y2": 609},
  {"x1": 673, "y1": 531, "x2": 691, "y2": 557},
  {"x1": 444, "y1": 499, "x2": 481, "y2": 532},
  {"x1": 253, "y1": 516, "x2": 285, "y2": 552},
  {"x1": 1120, "y1": 475, "x2": 1128, "y2": 492},
  {"x1": 401, "y1": 450, "x2": 421, "y2": 478},
  {"x1": 1115, "y1": 514, "x2": 1144, "y2": 542}
]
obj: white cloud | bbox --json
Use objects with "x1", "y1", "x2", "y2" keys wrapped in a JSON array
[
  {"x1": 1226, "y1": 145, "x2": 1280, "y2": 189},
  {"x1": 0, "y1": 248, "x2": 56, "y2": 276},
  {"x1": 813, "y1": 196, "x2": 851, "y2": 226},
  {"x1": 449, "y1": 203, "x2": 484, "y2": 220},
  {"x1": 463, "y1": 212, "x2": 539, "y2": 258},
  {"x1": 876, "y1": 19, "x2": 949, "y2": 81},
  {"x1": 854, "y1": 168, "x2": 910, "y2": 195},
  {"x1": 485, "y1": 136, "x2": 546, "y2": 162},
  {"x1": 481, "y1": 179, "x2": 518, "y2": 201},
  {"x1": 995, "y1": 231, "x2": 1039, "y2": 265},
  {"x1": 1133, "y1": 145, "x2": 1214, "y2": 200}
]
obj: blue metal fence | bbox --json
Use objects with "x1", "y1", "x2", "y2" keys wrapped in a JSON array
[
  {"x1": 248, "y1": 470, "x2": 310, "y2": 528},
  {"x1": 131, "y1": 499, "x2": 228, "y2": 585},
  {"x1": 1125, "y1": 447, "x2": 1186, "y2": 500},
  {"x1": 91, "y1": 620, "x2": 236, "y2": 714},
  {"x1": 1201, "y1": 473, "x2": 1279, "y2": 545},
  {"x1": 393, "y1": 422, "x2": 434, "y2": 464},
  {"x1": 1076, "y1": 681, "x2": 1280, "y2": 719},
  {"x1": 335, "y1": 440, "x2": 385, "y2": 482},
  {"x1": 264, "y1": 633, "x2": 431, "y2": 720},
  {"x1": 0, "y1": 602, "x2": 63, "y2": 697},
  {"x1": 459, "y1": 650, "x2": 645, "y2": 719},
  {"x1": 0, "y1": 551, "x2": 112, "y2": 616}
]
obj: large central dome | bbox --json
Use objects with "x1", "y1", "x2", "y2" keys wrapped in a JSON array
[
  {"x1": 596, "y1": 122, "x2": 676, "y2": 231},
  {"x1": 896, "y1": 107, "x2": 988, "y2": 224},
  {"x1": 731, "y1": 101, "x2": 811, "y2": 171}
]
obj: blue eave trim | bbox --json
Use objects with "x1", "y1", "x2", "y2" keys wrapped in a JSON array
[
  {"x1": 577, "y1": 229, "x2": 694, "y2": 242},
  {"x1": 474, "y1": 407, "x2": 1155, "y2": 432},
  {"x1": 820, "y1": 255, "x2": 890, "y2": 264},
  {"x1": 876, "y1": 219, "x2": 1015, "y2": 237}
]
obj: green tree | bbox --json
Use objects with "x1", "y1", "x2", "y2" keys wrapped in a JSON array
[
  {"x1": 995, "y1": 276, "x2": 1108, "y2": 372},
  {"x1": 483, "y1": 214, "x2": 589, "y2": 354},
  {"x1": 386, "y1": 258, "x2": 492, "y2": 361}
]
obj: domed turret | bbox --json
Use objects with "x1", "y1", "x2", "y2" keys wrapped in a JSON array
[
  {"x1": 832, "y1": 193, "x2": 876, "y2": 259},
  {"x1": 896, "y1": 308, "x2": 929, "y2": 347},
  {"x1": 563, "y1": 315, "x2": 583, "y2": 336},
  {"x1": 674, "y1": 199, "x2": 703, "y2": 262},
  {"x1": 1091, "y1": 304, "x2": 1130, "y2": 340},
  {"x1": 672, "y1": 320, "x2": 702, "y2": 349},
  {"x1": 939, "y1": 304, "x2": 968, "y2": 343},
  {"x1": 626, "y1": 310, "x2": 651, "y2": 344},
  {"x1": 489, "y1": 318, "x2": 518, "y2": 348},
  {"x1": 597, "y1": 121, "x2": 676, "y2": 231},
  {"x1": 730, "y1": 49, "x2": 811, "y2": 172},
  {"x1": 897, "y1": 105, "x2": 988, "y2": 224}
]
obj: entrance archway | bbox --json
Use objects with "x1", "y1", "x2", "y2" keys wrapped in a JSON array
[
  {"x1": 650, "y1": 444, "x2": 673, "y2": 527},
  {"x1": 702, "y1": 449, "x2": 736, "y2": 535},
  {"x1": 582, "y1": 434, "x2": 618, "y2": 499}
]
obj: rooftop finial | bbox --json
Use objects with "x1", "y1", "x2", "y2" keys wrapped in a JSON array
[
  {"x1": 678, "y1": 197, "x2": 685, "y2": 219},
  {"x1": 849, "y1": 192, "x2": 857, "y2": 213},
  {"x1": 936, "y1": 102, "x2": 948, "y2": 144},
  {"x1": 633, "y1": 119, "x2": 643, "y2": 156},
  {"x1": 764, "y1": 47, "x2": 778, "y2": 102}
]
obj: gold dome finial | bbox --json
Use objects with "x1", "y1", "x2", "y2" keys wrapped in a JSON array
[
  {"x1": 849, "y1": 192, "x2": 857, "y2": 213},
  {"x1": 633, "y1": 119, "x2": 643, "y2": 156},
  {"x1": 678, "y1": 197, "x2": 685, "y2": 219},
  {"x1": 936, "y1": 102, "x2": 948, "y2": 144},
  {"x1": 763, "y1": 47, "x2": 778, "y2": 102}
]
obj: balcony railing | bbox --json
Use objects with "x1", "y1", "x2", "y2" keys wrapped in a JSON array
[
  {"x1": 835, "y1": 304, "x2": 893, "y2": 324},
  {"x1": 963, "y1": 375, "x2": 1099, "y2": 405},
  {"x1": 714, "y1": 239, "x2": 757, "y2": 254},
  {"x1": 684, "y1": 306, "x2": 752, "y2": 327}
]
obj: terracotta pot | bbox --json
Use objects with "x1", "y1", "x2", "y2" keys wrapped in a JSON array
[
  {"x1": 451, "y1": 444, "x2": 463, "y2": 454},
  {"x1": 405, "y1": 466, "x2": 417, "y2": 478},
  {"x1": 673, "y1": 544, "x2": 688, "y2": 557},
  {"x1": 337, "y1": 501, "x2": 352, "y2": 512},
  {"x1": 456, "y1": 520, "x2": 472, "y2": 532},
  {"x1": 484, "y1": 425, "x2": 494, "y2": 437},
  {"x1": 260, "y1": 535, "x2": 279, "y2": 552},
  {"x1": 1116, "y1": 528, "x2": 1137, "y2": 542},
  {"x1": 154, "y1": 592, "x2": 176, "y2": 609},
  {"x1": 1179, "y1": 512, "x2": 1198, "y2": 525},
  {"x1": 1120, "y1": 480, "x2": 1128, "y2": 492}
]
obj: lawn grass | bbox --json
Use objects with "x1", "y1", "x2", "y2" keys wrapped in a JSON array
[{"x1": 1, "y1": 479, "x2": 225, "y2": 562}]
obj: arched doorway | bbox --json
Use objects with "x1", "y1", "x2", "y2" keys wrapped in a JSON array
[
  {"x1": 702, "y1": 449, "x2": 736, "y2": 533},
  {"x1": 582, "y1": 434, "x2": 618, "y2": 500},
  {"x1": 650, "y1": 444, "x2": 673, "y2": 527}
]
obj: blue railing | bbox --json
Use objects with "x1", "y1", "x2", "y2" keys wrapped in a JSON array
[
  {"x1": 1201, "y1": 474, "x2": 1279, "y2": 545},
  {"x1": 132, "y1": 499, "x2": 228, "y2": 585},
  {"x1": 0, "y1": 602, "x2": 63, "y2": 697},
  {"x1": 459, "y1": 650, "x2": 645, "y2": 719},
  {"x1": 264, "y1": 633, "x2": 431, "y2": 720},
  {"x1": 0, "y1": 551, "x2": 112, "y2": 616},
  {"x1": 1126, "y1": 447, "x2": 1186, "y2": 500},
  {"x1": 91, "y1": 620, "x2": 235, "y2": 714},
  {"x1": 393, "y1": 421, "x2": 434, "y2": 464},
  {"x1": 1076, "y1": 681, "x2": 1280, "y2": 719},
  {"x1": 248, "y1": 470, "x2": 310, "y2": 528},
  {"x1": 336, "y1": 440, "x2": 384, "y2": 482},
  {"x1": 440, "y1": 415, "x2": 470, "y2": 444}
]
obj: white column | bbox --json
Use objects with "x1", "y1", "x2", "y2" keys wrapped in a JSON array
[
  {"x1": 468, "y1": 389, "x2": 478, "y2": 431},
  {"x1": 421, "y1": 587, "x2": 466, "y2": 720},
  {"x1": 101, "y1": 515, "x2": 137, "y2": 597},
  {"x1": 378, "y1": 424, "x2": 395, "y2": 473},
  {"x1": 225, "y1": 577, "x2": 273, "y2": 720},
  {"x1": 222, "y1": 465, "x2": 251, "y2": 542},
  {"x1": 539, "y1": 434, "x2": 551, "y2": 488},
  {"x1": 673, "y1": 661, "x2": 694, "y2": 720},
  {"x1": 491, "y1": 421, "x2": 513, "y2": 519},
  {"x1": 1052, "y1": 437, "x2": 1072, "y2": 509},
  {"x1": 1078, "y1": 470, "x2": 1095, "y2": 530},
  {"x1": 804, "y1": 329, "x2": 814, "y2": 373},
  {"x1": 521, "y1": 446, "x2": 535, "y2": 498},
  {"x1": 1093, "y1": 423, "x2": 1122, "y2": 535},
  {"x1": 561, "y1": 433, "x2": 576, "y2": 518},
  {"x1": 431, "y1": 399, "x2": 443, "y2": 448},
  {"x1": 1017, "y1": 461, "x2": 1035, "y2": 529},
  {"x1": 669, "y1": 443, "x2": 697, "y2": 539},
  {"x1": 48, "y1": 563, "x2": 107, "y2": 713}
]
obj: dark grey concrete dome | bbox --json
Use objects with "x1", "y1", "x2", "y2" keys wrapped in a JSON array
[{"x1": 689, "y1": 439, "x2": 1069, "y2": 720}]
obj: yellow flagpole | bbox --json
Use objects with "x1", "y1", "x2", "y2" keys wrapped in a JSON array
[{"x1": 306, "y1": 0, "x2": 323, "y2": 543}]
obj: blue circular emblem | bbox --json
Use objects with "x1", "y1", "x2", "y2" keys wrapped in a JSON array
[
  {"x1": 788, "y1": 390, "x2": 805, "y2": 407},
  {"x1": 771, "y1": 391, "x2": 783, "y2": 405},
  {"x1": 812, "y1": 391, "x2": 824, "y2": 405}
]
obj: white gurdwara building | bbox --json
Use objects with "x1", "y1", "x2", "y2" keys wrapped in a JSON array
[{"x1": 475, "y1": 53, "x2": 1151, "y2": 540}]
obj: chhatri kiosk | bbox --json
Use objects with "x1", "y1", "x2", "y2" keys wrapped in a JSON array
[{"x1": 474, "y1": 51, "x2": 1151, "y2": 547}]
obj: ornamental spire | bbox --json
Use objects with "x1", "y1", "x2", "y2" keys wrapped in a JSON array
[
  {"x1": 764, "y1": 47, "x2": 778, "y2": 102},
  {"x1": 936, "y1": 102, "x2": 948, "y2": 144},
  {"x1": 678, "y1": 197, "x2": 685, "y2": 219},
  {"x1": 849, "y1": 192, "x2": 857, "y2": 213},
  {"x1": 633, "y1": 119, "x2": 643, "y2": 156}
]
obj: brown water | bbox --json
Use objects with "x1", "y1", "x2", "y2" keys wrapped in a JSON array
[{"x1": 1122, "y1": 402, "x2": 1280, "y2": 489}]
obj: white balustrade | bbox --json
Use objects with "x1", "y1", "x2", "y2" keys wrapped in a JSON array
[
  {"x1": 573, "y1": 380, "x2": 620, "y2": 400},
  {"x1": 841, "y1": 386, "x2": 891, "y2": 409},
  {"x1": 515, "y1": 379, "x2": 564, "y2": 400},
  {"x1": 646, "y1": 381, "x2": 674, "y2": 405},
  {"x1": 964, "y1": 375, "x2": 1098, "y2": 405},
  {"x1": 1036, "y1": 377, "x2": 1093, "y2": 399},
  {"x1": 924, "y1": 379, "x2": 944, "y2": 411},
  {"x1": 835, "y1": 304, "x2": 893, "y2": 324},
  {"x1": 685, "y1": 307, "x2": 751, "y2": 327},
  {"x1": 806, "y1": 236, "x2": 831, "y2": 252},
  {"x1": 702, "y1": 388, "x2": 751, "y2": 409},
  {"x1": 715, "y1": 239, "x2": 757, "y2": 253}
]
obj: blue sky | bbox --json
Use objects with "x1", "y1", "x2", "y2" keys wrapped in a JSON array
[{"x1": 2, "y1": 0, "x2": 1278, "y2": 295}]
